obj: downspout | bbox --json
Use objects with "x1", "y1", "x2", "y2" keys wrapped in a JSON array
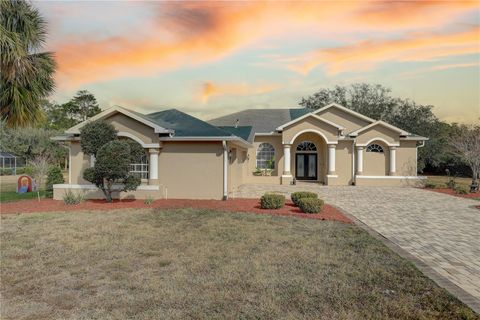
[
  {"x1": 352, "y1": 138, "x2": 356, "y2": 185},
  {"x1": 222, "y1": 141, "x2": 228, "y2": 200}
]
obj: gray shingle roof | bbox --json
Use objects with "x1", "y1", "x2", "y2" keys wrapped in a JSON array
[
  {"x1": 146, "y1": 109, "x2": 233, "y2": 137},
  {"x1": 208, "y1": 108, "x2": 311, "y2": 142}
]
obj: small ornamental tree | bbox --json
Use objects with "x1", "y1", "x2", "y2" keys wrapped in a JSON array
[
  {"x1": 449, "y1": 124, "x2": 480, "y2": 192},
  {"x1": 80, "y1": 121, "x2": 142, "y2": 202},
  {"x1": 80, "y1": 121, "x2": 118, "y2": 156},
  {"x1": 45, "y1": 165, "x2": 64, "y2": 198}
]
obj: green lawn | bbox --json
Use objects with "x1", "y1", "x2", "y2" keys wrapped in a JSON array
[
  {"x1": 425, "y1": 175, "x2": 473, "y2": 188},
  {"x1": 1, "y1": 209, "x2": 476, "y2": 319}
]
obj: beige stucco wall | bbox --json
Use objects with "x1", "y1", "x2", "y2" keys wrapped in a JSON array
[
  {"x1": 70, "y1": 141, "x2": 90, "y2": 184},
  {"x1": 356, "y1": 125, "x2": 400, "y2": 146},
  {"x1": 104, "y1": 112, "x2": 158, "y2": 144},
  {"x1": 282, "y1": 116, "x2": 338, "y2": 144},
  {"x1": 361, "y1": 140, "x2": 390, "y2": 176},
  {"x1": 316, "y1": 107, "x2": 370, "y2": 133},
  {"x1": 396, "y1": 140, "x2": 417, "y2": 176},
  {"x1": 158, "y1": 141, "x2": 224, "y2": 199},
  {"x1": 228, "y1": 144, "x2": 247, "y2": 195},
  {"x1": 334, "y1": 140, "x2": 354, "y2": 185},
  {"x1": 53, "y1": 187, "x2": 163, "y2": 200}
]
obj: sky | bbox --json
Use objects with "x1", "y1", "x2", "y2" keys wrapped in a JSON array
[{"x1": 36, "y1": 1, "x2": 480, "y2": 124}]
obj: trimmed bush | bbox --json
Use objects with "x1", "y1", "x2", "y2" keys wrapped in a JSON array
[
  {"x1": 454, "y1": 185, "x2": 469, "y2": 195},
  {"x1": 298, "y1": 198, "x2": 324, "y2": 214},
  {"x1": 291, "y1": 191, "x2": 318, "y2": 206},
  {"x1": 45, "y1": 166, "x2": 65, "y2": 198},
  {"x1": 260, "y1": 193, "x2": 285, "y2": 209},
  {"x1": 62, "y1": 190, "x2": 84, "y2": 205}
]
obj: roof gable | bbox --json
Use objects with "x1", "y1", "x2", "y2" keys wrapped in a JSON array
[
  {"x1": 313, "y1": 103, "x2": 376, "y2": 124},
  {"x1": 276, "y1": 113, "x2": 344, "y2": 131},
  {"x1": 65, "y1": 106, "x2": 172, "y2": 135},
  {"x1": 349, "y1": 120, "x2": 409, "y2": 136}
]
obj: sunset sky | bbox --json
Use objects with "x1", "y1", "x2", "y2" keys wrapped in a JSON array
[{"x1": 37, "y1": 1, "x2": 480, "y2": 123}]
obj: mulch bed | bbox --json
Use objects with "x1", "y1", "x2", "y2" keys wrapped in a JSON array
[
  {"x1": 0, "y1": 198, "x2": 352, "y2": 223},
  {"x1": 425, "y1": 188, "x2": 480, "y2": 199}
]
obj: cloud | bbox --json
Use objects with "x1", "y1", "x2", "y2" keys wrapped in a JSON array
[
  {"x1": 50, "y1": 1, "x2": 479, "y2": 87},
  {"x1": 289, "y1": 26, "x2": 480, "y2": 75},
  {"x1": 200, "y1": 81, "x2": 281, "y2": 102},
  {"x1": 397, "y1": 62, "x2": 479, "y2": 78}
]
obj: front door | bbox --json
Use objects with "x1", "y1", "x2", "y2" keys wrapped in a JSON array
[{"x1": 295, "y1": 153, "x2": 317, "y2": 180}]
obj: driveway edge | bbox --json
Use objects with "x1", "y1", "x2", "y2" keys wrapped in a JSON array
[{"x1": 335, "y1": 205, "x2": 480, "y2": 314}]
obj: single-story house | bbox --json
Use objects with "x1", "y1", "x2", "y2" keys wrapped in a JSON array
[{"x1": 53, "y1": 103, "x2": 427, "y2": 200}]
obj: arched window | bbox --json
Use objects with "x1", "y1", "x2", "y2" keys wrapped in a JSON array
[
  {"x1": 296, "y1": 141, "x2": 317, "y2": 152},
  {"x1": 366, "y1": 143, "x2": 384, "y2": 153},
  {"x1": 256, "y1": 143, "x2": 275, "y2": 169}
]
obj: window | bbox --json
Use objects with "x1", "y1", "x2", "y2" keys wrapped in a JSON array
[
  {"x1": 130, "y1": 154, "x2": 149, "y2": 179},
  {"x1": 366, "y1": 143, "x2": 384, "y2": 153},
  {"x1": 256, "y1": 143, "x2": 275, "y2": 169},
  {"x1": 296, "y1": 141, "x2": 317, "y2": 152}
]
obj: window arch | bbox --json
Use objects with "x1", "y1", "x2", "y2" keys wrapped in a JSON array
[
  {"x1": 296, "y1": 141, "x2": 317, "y2": 152},
  {"x1": 366, "y1": 143, "x2": 384, "y2": 153},
  {"x1": 256, "y1": 143, "x2": 275, "y2": 169}
]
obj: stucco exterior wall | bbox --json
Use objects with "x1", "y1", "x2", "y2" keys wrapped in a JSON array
[
  {"x1": 70, "y1": 141, "x2": 90, "y2": 184},
  {"x1": 334, "y1": 140, "x2": 354, "y2": 185},
  {"x1": 228, "y1": 144, "x2": 247, "y2": 195},
  {"x1": 53, "y1": 186, "x2": 163, "y2": 200},
  {"x1": 282, "y1": 117, "x2": 338, "y2": 144},
  {"x1": 158, "y1": 142, "x2": 224, "y2": 199},
  {"x1": 356, "y1": 125, "x2": 400, "y2": 146},
  {"x1": 316, "y1": 107, "x2": 370, "y2": 133},
  {"x1": 396, "y1": 140, "x2": 418, "y2": 176},
  {"x1": 361, "y1": 140, "x2": 390, "y2": 176},
  {"x1": 104, "y1": 112, "x2": 158, "y2": 144}
]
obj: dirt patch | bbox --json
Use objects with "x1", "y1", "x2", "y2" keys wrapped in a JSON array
[
  {"x1": 425, "y1": 188, "x2": 480, "y2": 199},
  {"x1": 0, "y1": 198, "x2": 352, "y2": 223}
]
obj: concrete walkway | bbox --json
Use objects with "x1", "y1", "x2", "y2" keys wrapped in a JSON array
[{"x1": 234, "y1": 184, "x2": 480, "y2": 312}]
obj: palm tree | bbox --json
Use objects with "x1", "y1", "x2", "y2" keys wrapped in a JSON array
[{"x1": 0, "y1": 0, "x2": 56, "y2": 128}]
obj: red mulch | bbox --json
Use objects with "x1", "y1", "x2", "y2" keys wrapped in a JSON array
[
  {"x1": 425, "y1": 188, "x2": 480, "y2": 199},
  {"x1": 0, "y1": 198, "x2": 352, "y2": 223}
]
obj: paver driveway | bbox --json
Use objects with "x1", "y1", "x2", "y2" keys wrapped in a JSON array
[{"x1": 234, "y1": 184, "x2": 480, "y2": 312}]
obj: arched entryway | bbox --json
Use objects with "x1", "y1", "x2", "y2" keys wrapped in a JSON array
[{"x1": 291, "y1": 132, "x2": 327, "y2": 183}]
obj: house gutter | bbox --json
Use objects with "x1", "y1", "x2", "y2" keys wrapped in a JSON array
[{"x1": 222, "y1": 141, "x2": 228, "y2": 200}]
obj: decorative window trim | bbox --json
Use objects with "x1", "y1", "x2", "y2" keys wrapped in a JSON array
[
  {"x1": 256, "y1": 143, "x2": 275, "y2": 169},
  {"x1": 366, "y1": 143, "x2": 384, "y2": 153},
  {"x1": 296, "y1": 141, "x2": 317, "y2": 152}
]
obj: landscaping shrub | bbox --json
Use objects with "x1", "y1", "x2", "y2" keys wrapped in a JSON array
[
  {"x1": 260, "y1": 193, "x2": 285, "y2": 209},
  {"x1": 291, "y1": 191, "x2": 318, "y2": 206},
  {"x1": 62, "y1": 190, "x2": 84, "y2": 205},
  {"x1": 454, "y1": 185, "x2": 469, "y2": 195},
  {"x1": 446, "y1": 178, "x2": 456, "y2": 189},
  {"x1": 0, "y1": 168, "x2": 13, "y2": 175},
  {"x1": 298, "y1": 198, "x2": 324, "y2": 214},
  {"x1": 144, "y1": 196, "x2": 154, "y2": 205},
  {"x1": 45, "y1": 166, "x2": 65, "y2": 198},
  {"x1": 424, "y1": 181, "x2": 436, "y2": 189}
]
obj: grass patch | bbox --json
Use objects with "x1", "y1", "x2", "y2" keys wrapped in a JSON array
[
  {"x1": 0, "y1": 190, "x2": 46, "y2": 203},
  {"x1": 426, "y1": 176, "x2": 472, "y2": 188},
  {"x1": 0, "y1": 209, "x2": 476, "y2": 319}
]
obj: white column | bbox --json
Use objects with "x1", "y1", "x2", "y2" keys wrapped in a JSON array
[
  {"x1": 328, "y1": 144, "x2": 336, "y2": 174},
  {"x1": 389, "y1": 146, "x2": 396, "y2": 175},
  {"x1": 148, "y1": 148, "x2": 159, "y2": 180},
  {"x1": 356, "y1": 146, "x2": 363, "y2": 175},
  {"x1": 283, "y1": 144, "x2": 292, "y2": 175}
]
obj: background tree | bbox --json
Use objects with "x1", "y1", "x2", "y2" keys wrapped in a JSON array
[
  {"x1": 81, "y1": 121, "x2": 141, "y2": 202},
  {"x1": 299, "y1": 83, "x2": 449, "y2": 172},
  {"x1": 449, "y1": 124, "x2": 480, "y2": 190},
  {"x1": 0, "y1": 0, "x2": 56, "y2": 127},
  {"x1": 68, "y1": 90, "x2": 101, "y2": 122}
]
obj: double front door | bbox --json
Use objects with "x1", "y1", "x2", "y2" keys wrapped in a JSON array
[{"x1": 295, "y1": 153, "x2": 317, "y2": 180}]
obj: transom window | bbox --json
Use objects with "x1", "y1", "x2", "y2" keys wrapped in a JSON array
[
  {"x1": 256, "y1": 143, "x2": 275, "y2": 169},
  {"x1": 366, "y1": 143, "x2": 384, "y2": 153},
  {"x1": 296, "y1": 141, "x2": 317, "y2": 152}
]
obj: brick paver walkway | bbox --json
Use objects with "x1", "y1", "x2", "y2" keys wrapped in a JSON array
[{"x1": 234, "y1": 184, "x2": 480, "y2": 312}]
